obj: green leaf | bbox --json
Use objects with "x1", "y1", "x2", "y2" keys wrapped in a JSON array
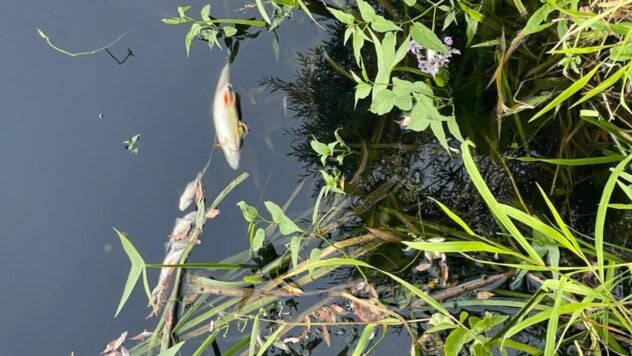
[
  {"x1": 223, "y1": 26, "x2": 237, "y2": 37},
  {"x1": 113, "y1": 228, "x2": 146, "y2": 317},
  {"x1": 255, "y1": 0, "x2": 271, "y2": 25},
  {"x1": 403, "y1": 240, "x2": 516, "y2": 256},
  {"x1": 290, "y1": 236, "x2": 300, "y2": 268},
  {"x1": 405, "y1": 0, "x2": 417, "y2": 5},
  {"x1": 252, "y1": 228, "x2": 265, "y2": 251},
  {"x1": 237, "y1": 201, "x2": 259, "y2": 223},
  {"x1": 355, "y1": 81, "x2": 372, "y2": 107},
  {"x1": 371, "y1": 16, "x2": 401, "y2": 32},
  {"x1": 200, "y1": 4, "x2": 211, "y2": 21},
  {"x1": 352, "y1": 28, "x2": 365, "y2": 65},
  {"x1": 310, "y1": 139, "x2": 331, "y2": 165},
  {"x1": 327, "y1": 7, "x2": 355, "y2": 25},
  {"x1": 370, "y1": 88, "x2": 395, "y2": 114},
  {"x1": 158, "y1": 342, "x2": 185, "y2": 356},
  {"x1": 356, "y1": 0, "x2": 377, "y2": 22},
  {"x1": 523, "y1": 4, "x2": 551, "y2": 35},
  {"x1": 445, "y1": 328, "x2": 471, "y2": 356},
  {"x1": 264, "y1": 201, "x2": 302, "y2": 235},
  {"x1": 529, "y1": 64, "x2": 601, "y2": 122},
  {"x1": 178, "y1": 6, "x2": 191, "y2": 18},
  {"x1": 410, "y1": 22, "x2": 448, "y2": 53},
  {"x1": 249, "y1": 312, "x2": 260, "y2": 356},
  {"x1": 352, "y1": 324, "x2": 377, "y2": 356},
  {"x1": 185, "y1": 23, "x2": 202, "y2": 57}
]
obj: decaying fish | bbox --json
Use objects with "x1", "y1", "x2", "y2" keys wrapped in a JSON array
[{"x1": 212, "y1": 62, "x2": 248, "y2": 170}]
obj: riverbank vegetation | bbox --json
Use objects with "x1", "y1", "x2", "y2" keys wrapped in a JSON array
[{"x1": 107, "y1": 0, "x2": 632, "y2": 354}]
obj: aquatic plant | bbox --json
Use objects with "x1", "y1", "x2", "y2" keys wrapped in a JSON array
[{"x1": 98, "y1": 0, "x2": 632, "y2": 354}]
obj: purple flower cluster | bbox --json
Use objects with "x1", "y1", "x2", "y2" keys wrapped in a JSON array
[{"x1": 408, "y1": 37, "x2": 460, "y2": 77}]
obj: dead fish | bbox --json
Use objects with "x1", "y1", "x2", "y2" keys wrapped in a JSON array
[{"x1": 212, "y1": 62, "x2": 248, "y2": 170}]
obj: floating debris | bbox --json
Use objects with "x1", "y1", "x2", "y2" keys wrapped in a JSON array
[{"x1": 123, "y1": 134, "x2": 140, "y2": 154}]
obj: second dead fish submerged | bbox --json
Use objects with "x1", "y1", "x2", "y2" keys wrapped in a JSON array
[{"x1": 212, "y1": 62, "x2": 248, "y2": 170}]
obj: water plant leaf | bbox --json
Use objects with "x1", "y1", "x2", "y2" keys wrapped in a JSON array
[
  {"x1": 370, "y1": 88, "x2": 395, "y2": 114},
  {"x1": 404, "y1": 240, "x2": 514, "y2": 255},
  {"x1": 158, "y1": 341, "x2": 185, "y2": 356},
  {"x1": 327, "y1": 7, "x2": 355, "y2": 25},
  {"x1": 595, "y1": 154, "x2": 632, "y2": 280},
  {"x1": 356, "y1": 0, "x2": 377, "y2": 22},
  {"x1": 264, "y1": 201, "x2": 302, "y2": 235},
  {"x1": 237, "y1": 201, "x2": 259, "y2": 223},
  {"x1": 410, "y1": 22, "x2": 448, "y2": 53},
  {"x1": 249, "y1": 312, "x2": 260, "y2": 356},
  {"x1": 256, "y1": 324, "x2": 287, "y2": 356},
  {"x1": 290, "y1": 236, "x2": 300, "y2": 268},
  {"x1": 255, "y1": 0, "x2": 271, "y2": 25},
  {"x1": 200, "y1": 4, "x2": 210, "y2": 21},
  {"x1": 113, "y1": 228, "x2": 149, "y2": 317},
  {"x1": 223, "y1": 26, "x2": 237, "y2": 37},
  {"x1": 371, "y1": 16, "x2": 401, "y2": 32},
  {"x1": 185, "y1": 23, "x2": 202, "y2": 57},
  {"x1": 444, "y1": 327, "x2": 471, "y2": 356},
  {"x1": 512, "y1": 155, "x2": 623, "y2": 166},
  {"x1": 572, "y1": 64, "x2": 629, "y2": 107},
  {"x1": 529, "y1": 64, "x2": 601, "y2": 122},
  {"x1": 252, "y1": 228, "x2": 265, "y2": 252},
  {"x1": 352, "y1": 323, "x2": 377, "y2": 356}
]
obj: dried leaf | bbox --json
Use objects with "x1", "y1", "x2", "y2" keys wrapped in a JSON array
[
  {"x1": 130, "y1": 330, "x2": 153, "y2": 341},
  {"x1": 476, "y1": 291, "x2": 495, "y2": 300},
  {"x1": 366, "y1": 227, "x2": 401, "y2": 243},
  {"x1": 279, "y1": 284, "x2": 305, "y2": 296},
  {"x1": 101, "y1": 331, "x2": 128, "y2": 354},
  {"x1": 120, "y1": 347, "x2": 130, "y2": 356},
  {"x1": 321, "y1": 325, "x2": 331, "y2": 347},
  {"x1": 179, "y1": 178, "x2": 199, "y2": 211},
  {"x1": 282, "y1": 337, "x2": 301, "y2": 344},
  {"x1": 414, "y1": 261, "x2": 432, "y2": 272},
  {"x1": 351, "y1": 299, "x2": 385, "y2": 322},
  {"x1": 205, "y1": 208, "x2": 220, "y2": 219},
  {"x1": 314, "y1": 305, "x2": 336, "y2": 323},
  {"x1": 439, "y1": 260, "x2": 449, "y2": 287},
  {"x1": 194, "y1": 176, "x2": 204, "y2": 205}
]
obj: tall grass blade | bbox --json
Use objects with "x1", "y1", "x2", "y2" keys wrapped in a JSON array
[
  {"x1": 353, "y1": 323, "x2": 377, "y2": 356},
  {"x1": 595, "y1": 154, "x2": 632, "y2": 280},
  {"x1": 461, "y1": 141, "x2": 544, "y2": 265}
]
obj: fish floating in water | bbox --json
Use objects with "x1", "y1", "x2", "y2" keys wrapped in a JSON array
[{"x1": 212, "y1": 62, "x2": 248, "y2": 170}]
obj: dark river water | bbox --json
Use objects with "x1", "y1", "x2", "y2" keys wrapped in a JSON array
[{"x1": 0, "y1": 1, "x2": 336, "y2": 354}]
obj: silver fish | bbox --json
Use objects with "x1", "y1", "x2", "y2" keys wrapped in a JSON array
[{"x1": 212, "y1": 62, "x2": 247, "y2": 170}]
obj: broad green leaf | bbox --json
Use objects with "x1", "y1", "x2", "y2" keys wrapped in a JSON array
[
  {"x1": 371, "y1": 16, "x2": 401, "y2": 32},
  {"x1": 352, "y1": 324, "x2": 377, "y2": 356},
  {"x1": 393, "y1": 90, "x2": 413, "y2": 111},
  {"x1": 370, "y1": 88, "x2": 395, "y2": 114},
  {"x1": 327, "y1": 7, "x2": 355, "y2": 25},
  {"x1": 178, "y1": 6, "x2": 191, "y2": 18},
  {"x1": 355, "y1": 81, "x2": 372, "y2": 107},
  {"x1": 356, "y1": 0, "x2": 377, "y2": 22},
  {"x1": 529, "y1": 64, "x2": 601, "y2": 122},
  {"x1": 405, "y1": 0, "x2": 417, "y2": 5},
  {"x1": 410, "y1": 22, "x2": 448, "y2": 53},
  {"x1": 252, "y1": 228, "x2": 265, "y2": 251},
  {"x1": 223, "y1": 26, "x2": 237, "y2": 37},
  {"x1": 200, "y1": 4, "x2": 211, "y2": 21},
  {"x1": 185, "y1": 23, "x2": 202, "y2": 57},
  {"x1": 523, "y1": 4, "x2": 551, "y2": 35},
  {"x1": 264, "y1": 201, "x2": 302, "y2": 235},
  {"x1": 237, "y1": 201, "x2": 258, "y2": 223},
  {"x1": 113, "y1": 228, "x2": 146, "y2": 317},
  {"x1": 392, "y1": 77, "x2": 433, "y2": 96},
  {"x1": 352, "y1": 28, "x2": 365, "y2": 65},
  {"x1": 430, "y1": 120, "x2": 449, "y2": 151},
  {"x1": 445, "y1": 328, "x2": 471, "y2": 356}
]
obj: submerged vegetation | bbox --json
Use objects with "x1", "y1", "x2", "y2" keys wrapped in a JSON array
[{"x1": 88, "y1": 0, "x2": 632, "y2": 355}]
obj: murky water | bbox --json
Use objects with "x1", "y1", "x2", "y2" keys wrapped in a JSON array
[{"x1": 0, "y1": 1, "x2": 324, "y2": 354}]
